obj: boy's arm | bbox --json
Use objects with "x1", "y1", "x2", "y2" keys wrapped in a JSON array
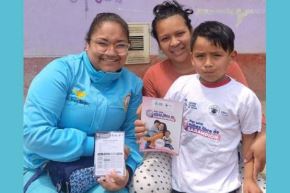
[
  {"x1": 252, "y1": 123, "x2": 266, "y2": 177},
  {"x1": 229, "y1": 60, "x2": 266, "y2": 175},
  {"x1": 242, "y1": 133, "x2": 262, "y2": 193},
  {"x1": 244, "y1": 114, "x2": 266, "y2": 177}
]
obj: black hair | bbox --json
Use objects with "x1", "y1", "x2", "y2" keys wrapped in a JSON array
[
  {"x1": 85, "y1": 12, "x2": 129, "y2": 43},
  {"x1": 154, "y1": 120, "x2": 161, "y2": 124},
  {"x1": 159, "y1": 122, "x2": 168, "y2": 136},
  {"x1": 151, "y1": 0, "x2": 194, "y2": 43},
  {"x1": 190, "y1": 21, "x2": 235, "y2": 52}
]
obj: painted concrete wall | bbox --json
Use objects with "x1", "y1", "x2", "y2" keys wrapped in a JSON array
[{"x1": 25, "y1": 0, "x2": 265, "y2": 57}]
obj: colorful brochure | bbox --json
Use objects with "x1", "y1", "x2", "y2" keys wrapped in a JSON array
[{"x1": 140, "y1": 96, "x2": 184, "y2": 155}]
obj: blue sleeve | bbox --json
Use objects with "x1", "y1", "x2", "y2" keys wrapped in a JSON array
[
  {"x1": 121, "y1": 78, "x2": 143, "y2": 172},
  {"x1": 23, "y1": 60, "x2": 94, "y2": 162}
]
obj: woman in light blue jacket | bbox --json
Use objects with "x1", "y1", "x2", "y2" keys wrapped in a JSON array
[{"x1": 23, "y1": 12, "x2": 143, "y2": 193}]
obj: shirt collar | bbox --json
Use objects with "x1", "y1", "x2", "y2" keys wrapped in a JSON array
[
  {"x1": 198, "y1": 74, "x2": 231, "y2": 88},
  {"x1": 83, "y1": 51, "x2": 122, "y2": 85}
]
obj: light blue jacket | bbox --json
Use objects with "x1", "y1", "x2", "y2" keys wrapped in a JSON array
[{"x1": 23, "y1": 52, "x2": 143, "y2": 173}]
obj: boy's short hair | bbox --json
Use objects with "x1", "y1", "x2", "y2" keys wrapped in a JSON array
[{"x1": 190, "y1": 21, "x2": 235, "y2": 53}]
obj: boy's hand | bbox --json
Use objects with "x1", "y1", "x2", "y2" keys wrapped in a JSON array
[
  {"x1": 243, "y1": 178, "x2": 262, "y2": 193},
  {"x1": 244, "y1": 132, "x2": 266, "y2": 179},
  {"x1": 98, "y1": 169, "x2": 129, "y2": 191}
]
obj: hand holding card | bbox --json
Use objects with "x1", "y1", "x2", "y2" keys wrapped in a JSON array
[{"x1": 94, "y1": 132, "x2": 125, "y2": 177}]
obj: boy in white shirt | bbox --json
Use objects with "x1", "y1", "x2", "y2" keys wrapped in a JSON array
[{"x1": 165, "y1": 21, "x2": 262, "y2": 193}]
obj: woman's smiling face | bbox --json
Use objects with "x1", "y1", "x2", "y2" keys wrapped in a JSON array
[
  {"x1": 86, "y1": 21, "x2": 129, "y2": 72},
  {"x1": 156, "y1": 15, "x2": 192, "y2": 65}
]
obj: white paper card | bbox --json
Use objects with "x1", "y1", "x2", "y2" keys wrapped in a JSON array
[{"x1": 94, "y1": 132, "x2": 125, "y2": 177}]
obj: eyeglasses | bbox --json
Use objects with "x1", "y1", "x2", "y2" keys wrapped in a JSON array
[{"x1": 91, "y1": 39, "x2": 130, "y2": 55}]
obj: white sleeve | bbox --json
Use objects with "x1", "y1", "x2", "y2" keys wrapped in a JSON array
[
  {"x1": 239, "y1": 90, "x2": 262, "y2": 134},
  {"x1": 164, "y1": 76, "x2": 188, "y2": 101}
]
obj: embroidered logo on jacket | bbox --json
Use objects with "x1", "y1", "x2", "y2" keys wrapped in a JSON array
[
  {"x1": 73, "y1": 89, "x2": 87, "y2": 99},
  {"x1": 68, "y1": 88, "x2": 89, "y2": 105},
  {"x1": 123, "y1": 93, "x2": 131, "y2": 112}
]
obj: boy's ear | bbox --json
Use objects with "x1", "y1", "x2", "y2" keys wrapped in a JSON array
[{"x1": 230, "y1": 50, "x2": 237, "y2": 60}]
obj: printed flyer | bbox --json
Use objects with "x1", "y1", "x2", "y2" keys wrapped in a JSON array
[
  {"x1": 94, "y1": 132, "x2": 125, "y2": 176},
  {"x1": 140, "y1": 96, "x2": 184, "y2": 155}
]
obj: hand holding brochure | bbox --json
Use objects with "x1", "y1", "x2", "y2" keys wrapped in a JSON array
[
  {"x1": 94, "y1": 132, "x2": 125, "y2": 177},
  {"x1": 140, "y1": 97, "x2": 184, "y2": 155}
]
